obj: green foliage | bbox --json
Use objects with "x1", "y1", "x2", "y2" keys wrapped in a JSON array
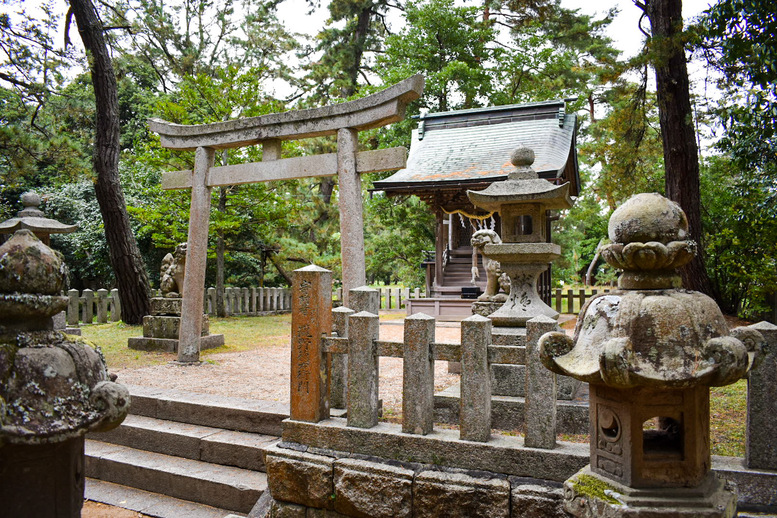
[
  {"x1": 700, "y1": 156, "x2": 777, "y2": 318},
  {"x1": 696, "y1": 0, "x2": 777, "y2": 178}
]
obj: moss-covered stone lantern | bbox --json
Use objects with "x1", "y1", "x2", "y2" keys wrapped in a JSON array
[
  {"x1": 0, "y1": 229, "x2": 129, "y2": 517},
  {"x1": 539, "y1": 193, "x2": 763, "y2": 517},
  {"x1": 467, "y1": 146, "x2": 573, "y2": 326}
]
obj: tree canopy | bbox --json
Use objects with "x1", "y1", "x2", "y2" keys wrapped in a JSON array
[{"x1": 1, "y1": 0, "x2": 775, "y2": 320}]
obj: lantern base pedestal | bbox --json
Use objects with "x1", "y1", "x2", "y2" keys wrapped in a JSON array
[{"x1": 563, "y1": 467, "x2": 737, "y2": 518}]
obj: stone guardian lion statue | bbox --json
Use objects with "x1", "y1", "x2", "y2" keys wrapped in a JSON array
[
  {"x1": 160, "y1": 243, "x2": 187, "y2": 298},
  {"x1": 470, "y1": 229, "x2": 509, "y2": 302}
]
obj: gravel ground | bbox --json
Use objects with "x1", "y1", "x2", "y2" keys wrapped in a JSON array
[{"x1": 112, "y1": 320, "x2": 464, "y2": 416}]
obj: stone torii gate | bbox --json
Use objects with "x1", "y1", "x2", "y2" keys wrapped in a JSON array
[{"x1": 149, "y1": 75, "x2": 424, "y2": 363}]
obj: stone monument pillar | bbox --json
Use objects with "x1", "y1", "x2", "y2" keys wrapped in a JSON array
[
  {"x1": 0, "y1": 229, "x2": 130, "y2": 517},
  {"x1": 539, "y1": 193, "x2": 763, "y2": 517}
]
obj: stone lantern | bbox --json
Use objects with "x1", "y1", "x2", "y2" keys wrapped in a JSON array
[
  {"x1": 0, "y1": 229, "x2": 129, "y2": 517},
  {"x1": 539, "y1": 193, "x2": 763, "y2": 517},
  {"x1": 0, "y1": 191, "x2": 77, "y2": 245},
  {"x1": 467, "y1": 146, "x2": 573, "y2": 327}
]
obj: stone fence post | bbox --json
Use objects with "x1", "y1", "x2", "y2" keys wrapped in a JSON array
[
  {"x1": 347, "y1": 311, "x2": 380, "y2": 428},
  {"x1": 460, "y1": 314, "x2": 492, "y2": 442},
  {"x1": 96, "y1": 289, "x2": 109, "y2": 323},
  {"x1": 746, "y1": 321, "x2": 777, "y2": 470},
  {"x1": 524, "y1": 315, "x2": 559, "y2": 449},
  {"x1": 67, "y1": 289, "x2": 79, "y2": 326},
  {"x1": 403, "y1": 313, "x2": 436, "y2": 435},
  {"x1": 82, "y1": 289, "x2": 94, "y2": 324},
  {"x1": 110, "y1": 288, "x2": 121, "y2": 322},
  {"x1": 331, "y1": 306, "x2": 355, "y2": 409},
  {"x1": 290, "y1": 265, "x2": 332, "y2": 422}
]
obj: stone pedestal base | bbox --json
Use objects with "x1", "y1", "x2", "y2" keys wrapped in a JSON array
[
  {"x1": 471, "y1": 301, "x2": 504, "y2": 318},
  {"x1": 0, "y1": 436, "x2": 85, "y2": 518},
  {"x1": 127, "y1": 333, "x2": 224, "y2": 352},
  {"x1": 563, "y1": 467, "x2": 737, "y2": 518}
]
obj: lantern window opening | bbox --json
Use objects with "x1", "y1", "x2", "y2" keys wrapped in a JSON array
[{"x1": 642, "y1": 415, "x2": 684, "y2": 459}]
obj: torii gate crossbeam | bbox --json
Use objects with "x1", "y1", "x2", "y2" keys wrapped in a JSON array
[{"x1": 149, "y1": 75, "x2": 424, "y2": 363}]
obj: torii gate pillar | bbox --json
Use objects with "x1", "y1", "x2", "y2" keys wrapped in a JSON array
[{"x1": 150, "y1": 75, "x2": 424, "y2": 363}]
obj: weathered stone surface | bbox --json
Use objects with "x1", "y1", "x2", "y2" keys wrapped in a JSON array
[
  {"x1": 414, "y1": 469, "x2": 510, "y2": 518},
  {"x1": 338, "y1": 128, "x2": 366, "y2": 300},
  {"x1": 330, "y1": 307, "x2": 354, "y2": 410},
  {"x1": 347, "y1": 286, "x2": 379, "y2": 315},
  {"x1": 745, "y1": 321, "x2": 777, "y2": 470},
  {"x1": 269, "y1": 500, "x2": 306, "y2": 518},
  {"x1": 142, "y1": 315, "x2": 210, "y2": 339},
  {"x1": 280, "y1": 419, "x2": 588, "y2": 482},
  {"x1": 290, "y1": 265, "x2": 332, "y2": 423},
  {"x1": 712, "y1": 454, "x2": 777, "y2": 510},
  {"x1": 563, "y1": 467, "x2": 737, "y2": 518},
  {"x1": 347, "y1": 311, "x2": 379, "y2": 428},
  {"x1": 127, "y1": 333, "x2": 223, "y2": 352},
  {"x1": 151, "y1": 297, "x2": 183, "y2": 316},
  {"x1": 0, "y1": 229, "x2": 65, "y2": 296},
  {"x1": 460, "y1": 314, "x2": 492, "y2": 442},
  {"x1": 265, "y1": 444, "x2": 334, "y2": 510},
  {"x1": 524, "y1": 315, "x2": 559, "y2": 449},
  {"x1": 402, "y1": 313, "x2": 435, "y2": 435},
  {"x1": 510, "y1": 477, "x2": 565, "y2": 518},
  {"x1": 491, "y1": 364, "x2": 526, "y2": 397},
  {"x1": 177, "y1": 146, "x2": 214, "y2": 363},
  {"x1": 333, "y1": 458, "x2": 413, "y2": 518}
]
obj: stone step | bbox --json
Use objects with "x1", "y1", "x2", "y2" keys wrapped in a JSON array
[
  {"x1": 433, "y1": 384, "x2": 590, "y2": 435},
  {"x1": 86, "y1": 440, "x2": 266, "y2": 514},
  {"x1": 86, "y1": 478, "x2": 243, "y2": 518},
  {"x1": 126, "y1": 384, "x2": 289, "y2": 436},
  {"x1": 96, "y1": 414, "x2": 278, "y2": 472}
]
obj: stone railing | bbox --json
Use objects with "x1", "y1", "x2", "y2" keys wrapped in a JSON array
[
  {"x1": 268, "y1": 266, "x2": 777, "y2": 517},
  {"x1": 65, "y1": 286, "x2": 292, "y2": 324},
  {"x1": 287, "y1": 267, "x2": 588, "y2": 478}
]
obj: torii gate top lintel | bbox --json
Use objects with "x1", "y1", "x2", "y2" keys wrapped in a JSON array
[{"x1": 149, "y1": 74, "x2": 425, "y2": 151}]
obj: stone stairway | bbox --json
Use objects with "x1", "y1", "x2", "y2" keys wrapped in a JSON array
[{"x1": 85, "y1": 384, "x2": 289, "y2": 517}]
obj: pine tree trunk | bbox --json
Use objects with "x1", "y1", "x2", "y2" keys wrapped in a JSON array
[
  {"x1": 69, "y1": 0, "x2": 151, "y2": 323},
  {"x1": 644, "y1": 0, "x2": 713, "y2": 296}
]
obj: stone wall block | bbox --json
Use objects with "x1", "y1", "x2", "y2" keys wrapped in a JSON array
[
  {"x1": 746, "y1": 321, "x2": 777, "y2": 470},
  {"x1": 347, "y1": 311, "x2": 380, "y2": 428},
  {"x1": 269, "y1": 499, "x2": 307, "y2": 518},
  {"x1": 333, "y1": 458, "x2": 413, "y2": 518},
  {"x1": 524, "y1": 315, "x2": 559, "y2": 449},
  {"x1": 265, "y1": 445, "x2": 335, "y2": 510},
  {"x1": 510, "y1": 478, "x2": 566, "y2": 518},
  {"x1": 413, "y1": 469, "x2": 510, "y2": 518},
  {"x1": 460, "y1": 314, "x2": 492, "y2": 442},
  {"x1": 402, "y1": 313, "x2": 436, "y2": 435}
]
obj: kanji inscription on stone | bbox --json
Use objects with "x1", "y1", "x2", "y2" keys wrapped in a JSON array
[{"x1": 290, "y1": 265, "x2": 332, "y2": 422}]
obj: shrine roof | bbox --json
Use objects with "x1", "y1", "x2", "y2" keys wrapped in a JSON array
[{"x1": 373, "y1": 100, "x2": 579, "y2": 197}]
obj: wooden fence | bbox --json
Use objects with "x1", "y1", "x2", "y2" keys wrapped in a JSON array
[{"x1": 65, "y1": 286, "x2": 292, "y2": 325}]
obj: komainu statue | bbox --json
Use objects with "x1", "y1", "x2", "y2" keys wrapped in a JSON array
[
  {"x1": 160, "y1": 243, "x2": 187, "y2": 298},
  {"x1": 471, "y1": 229, "x2": 509, "y2": 302}
]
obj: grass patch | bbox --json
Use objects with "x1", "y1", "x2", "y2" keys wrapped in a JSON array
[
  {"x1": 79, "y1": 314, "x2": 292, "y2": 369},
  {"x1": 710, "y1": 379, "x2": 747, "y2": 457}
]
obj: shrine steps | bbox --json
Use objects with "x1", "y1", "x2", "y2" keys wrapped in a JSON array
[{"x1": 85, "y1": 385, "x2": 292, "y2": 516}]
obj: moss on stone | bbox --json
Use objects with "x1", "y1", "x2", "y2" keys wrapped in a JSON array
[{"x1": 571, "y1": 473, "x2": 622, "y2": 505}]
